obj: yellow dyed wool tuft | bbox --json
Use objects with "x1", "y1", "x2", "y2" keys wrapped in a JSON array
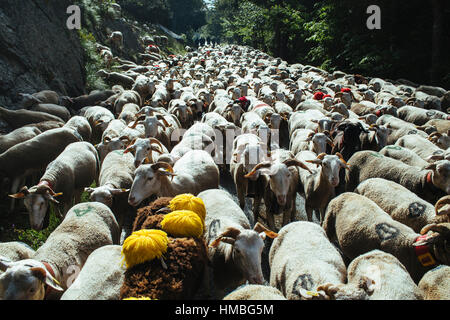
[
  {"x1": 161, "y1": 210, "x2": 204, "y2": 238},
  {"x1": 168, "y1": 194, "x2": 206, "y2": 223},
  {"x1": 121, "y1": 229, "x2": 168, "y2": 269}
]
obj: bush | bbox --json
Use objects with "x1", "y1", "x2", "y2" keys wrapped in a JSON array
[{"x1": 78, "y1": 28, "x2": 108, "y2": 92}]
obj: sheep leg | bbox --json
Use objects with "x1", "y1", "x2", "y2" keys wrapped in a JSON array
[
  {"x1": 237, "y1": 183, "x2": 247, "y2": 210},
  {"x1": 290, "y1": 198, "x2": 297, "y2": 222},
  {"x1": 252, "y1": 195, "x2": 262, "y2": 225},
  {"x1": 282, "y1": 209, "x2": 291, "y2": 228},
  {"x1": 305, "y1": 206, "x2": 314, "y2": 222},
  {"x1": 265, "y1": 204, "x2": 277, "y2": 232},
  {"x1": 319, "y1": 208, "x2": 326, "y2": 226}
]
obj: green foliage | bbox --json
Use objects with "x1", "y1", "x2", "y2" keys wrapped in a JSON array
[
  {"x1": 14, "y1": 204, "x2": 62, "y2": 251},
  {"x1": 203, "y1": 0, "x2": 450, "y2": 88},
  {"x1": 78, "y1": 28, "x2": 108, "y2": 92}
]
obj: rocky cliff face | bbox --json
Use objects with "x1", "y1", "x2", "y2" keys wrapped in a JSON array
[{"x1": 0, "y1": 0, "x2": 86, "y2": 108}]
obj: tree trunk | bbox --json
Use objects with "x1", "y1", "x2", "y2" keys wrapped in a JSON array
[{"x1": 430, "y1": 0, "x2": 443, "y2": 85}]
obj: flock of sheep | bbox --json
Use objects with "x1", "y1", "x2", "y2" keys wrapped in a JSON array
[{"x1": 0, "y1": 36, "x2": 449, "y2": 300}]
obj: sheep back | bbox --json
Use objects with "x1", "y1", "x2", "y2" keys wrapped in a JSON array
[
  {"x1": 354, "y1": 178, "x2": 446, "y2": 233},
  {"x1": 269, "y1": 221, "x2": 347, "y2": 300},
  {"x1": 60, "y1": 245, "x2": 125, "y2": 300},
  {"x1": 223, "y1": 284, "x2": 286, "y2": 300},
  {"x1": 418, "y1": 265, "x2": 450, "y2": 300},
  {"x1": 347, "y1": 250, "x2": 423, "y2": 300},
  {"x1": 32, "y1": 202, "x2": 120, "y2": 290}
]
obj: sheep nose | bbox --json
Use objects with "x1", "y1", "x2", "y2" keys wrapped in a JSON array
[
  {"x1": 128, "y1": 196, "x2": 136, "y2": 206},
  {"x1": 277, "y1": 195, "x2": 287, "y2": 206},
  {"x1": 331, "y1": 178, "x2": 339, "y2": 187}
]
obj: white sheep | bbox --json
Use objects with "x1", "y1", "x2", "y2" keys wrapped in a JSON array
[
  {"x1": 244, "y1": 148, "x2": 311, "y2": 231},
  {"x1": 230, "y1": 133, "x2": 269, "y2": 210},
  {"x1": 0, "y1": 126, "x2": 41, "y2": 154},
  {"x1": 379, "y1": 145, "x2": 429, "y2": 168},
  {"x1": 10, "y1": 141, "x2": 99, "y2": 230},
  {"x1": 63, "y1": 115, "x2": 92, "y2": 142},
  {"x1": 1, "y1": 127, "x2": 82, "y2": 212},
  {"x1": 84, "y1": 149, "x2": 135, "y2": 233},
  {"x1": 395, "y1": 134, "x2": 445, "y2": 161},
  {"x1": 223, "y1": 284, "x2": 286, "y2": 300},
  {"x1": 128, "y1": 150, "x2": 219, "y2": 207},
  {"x1": 354, "y1": 178, "x2": 448, "y2": 233},
  {"x1": 0, "y1": 242, "x2": 35, "y2": 263},
  {"x1": 345, "y1": 150, "x2": 449, "y2": 204},
  {"x1": 0, "y1": 202, "x2": 120, "y2": 300},
  {"x1": 60, "y1": 245, "x2": 125, "y2": 300},
  {"x1": 321, "y1": 250, "x2": 423, "y2": 300},
  {"x1": 418, "y1": 265, "x2": 450, "y2": 300},
  {"x1": 296, "y1": 151, "x2": 349, "y2": 223},
  {"x1": 123, "y1": 137, "x2": 168, "y2": 168},
  {"x1": 322, "y1": 192, "x2": 450, "y2": 283},
  {"x1": 269, "y1": 221, "x2": 372, "y2": 300},
  {"x1": 198, "y1": 189, "x2": 278, "y2": 298}
]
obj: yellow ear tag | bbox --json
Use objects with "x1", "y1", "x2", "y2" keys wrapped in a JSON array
[
  {"x1": 54, "y1": 192, "x2": 63, "y2": 197},
  {"x1": 306, "y1": 291, "x2": 319, "y2": 297}
]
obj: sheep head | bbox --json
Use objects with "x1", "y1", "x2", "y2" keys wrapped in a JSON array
[
  {"x1": 209, "y1": 223, "x2": 277, "y2": 285},
  {"x1": 0, "y1": 258, "x2": 63, "y2": 300},
  {"x1": 425, "y1": 160, "x2": 450, "y2": 194},
  {"x1": 415, "y1": 223, "x2": 450, "y2": 265},
  {"x1": 128, "y1": 162, "x2": 176, "y2": 207},
  {"x1": 305, "y1": 153, "x2": 349, "y2": 187},
  {"x1": 9, "y1": 184, "x2": 62, "y2": 230},
  {"x1": 435, "y1": 195, "x2": 450, "y2": 220}
]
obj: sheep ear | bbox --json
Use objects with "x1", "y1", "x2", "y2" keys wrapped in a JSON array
[
  {"x1": 426, "y1": 154, "x2": 443, "y2": 163},
  {"x1": 0, "y1": 256, "x2": 14, "y2": 272},
  {"x1": 9, "y1": 192, "x2": 27, "y2": 199},
  {"x1": 253, "y1": 222, "x2": 278, "y2": 239},
  {"x1": 425, "y1": 163, "x2": 437, "y2": 171},
  {"x1": 142, "y1": 157, "x2": 151, "y2": 164},
  {"x1": 110, "y1": 188, "x2": 129, "y2": 195},
  {"x1": 298, "y1": 287, "x2": 321, "y2": 300},
  {"x1": 31, "y1": 267, "x2": 63, "y2": 291},
  {"x1": 84, "y1": 187, "x2": 95, "y2": 194}
]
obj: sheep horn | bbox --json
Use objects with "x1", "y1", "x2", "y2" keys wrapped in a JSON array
[
  {"x1": 305, "y1": 131, "x2": 315, "y2": 142},
  {"x1": 129, "y1": 116, "x2": 145, "y2": 129},
  {"x1": 283, "y1": 158, "x2": 313, "y2": 174},
  {"x1": 156, "y1": 114, "x2": 171, "y2": 127},
  {"x1": 209, "y1": 227, "x2": 241, "y2": 248},
  {"x1": 151, "y1": 162, "x2": 175, "y2": 173},
  {"x1": 317, "y1": 153, "x2": 327, "y2": 160},
  {"x1": 244, "y1": 161, "x2": 272, "y2": 178},
  {"x1": 435, "y1": 196, "x2": 450, "y2": 216},
  {"x1": 335, "y1": 152, "x2": 349, "y2": 164},
  {"x1": 428, "y1": 132, "x2": 442, "y2": 141},
  {"x1": 9, "y1": 186, "x2": 30, "y2": 199},
  {"x1": 148, "y1": 138, "x2": 164, "y2": 151}
]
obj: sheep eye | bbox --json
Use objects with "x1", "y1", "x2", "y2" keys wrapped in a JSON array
[{"x1": 29, "y1": 287, "x2": 36, "y2": 293}]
